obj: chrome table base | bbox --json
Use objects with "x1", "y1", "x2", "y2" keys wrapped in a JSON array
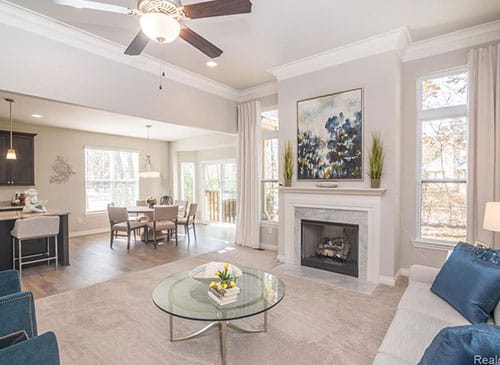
[{"x1": 169, "y1": 312, "x2": 268, "y2": 365}]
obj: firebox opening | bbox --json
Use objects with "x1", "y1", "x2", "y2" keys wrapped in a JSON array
[{"x1": 301, "y1": 219, "x2": 359, "y2": 278}]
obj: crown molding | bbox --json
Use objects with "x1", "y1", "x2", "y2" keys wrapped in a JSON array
[
  {"x1": 402, "y1": 19, "x2": 500, "y2": 62},
  {"x1": 0, "y1": 0, "x2": 241, "y2": 101},
  {"x1": 237, "y1": 81, "x2": 277, "y2": 102},
  {"x1": 270, "y1": 27, "x2": 412, "y2": 81}
]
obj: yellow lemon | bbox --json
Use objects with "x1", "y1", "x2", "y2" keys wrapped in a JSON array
[
  {"x1": 209, "y1": 281, "x2": 215, "y2": 288},
  {"x1": 230, "y1": 281, "x2": 236, "y2": 287},
  {"x1": 216, "y1": 284, "x2": 222, "y2": 291},
  {"x1": 223, "y1": 283, "x2": 228, "y2": 289}
]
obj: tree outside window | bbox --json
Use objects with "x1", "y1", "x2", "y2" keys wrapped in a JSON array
[{"x1": 418, "y1": 71, "x2": 468, "y2": 242}]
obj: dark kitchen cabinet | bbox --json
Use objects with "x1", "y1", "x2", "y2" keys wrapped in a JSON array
[{"x1": 0, "y1": 130, "x2": 36, "y2": 186}]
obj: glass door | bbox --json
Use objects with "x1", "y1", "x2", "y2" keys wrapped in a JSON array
[{"x1": 203, "y1": 161, "x2": 236, "y2": 224}]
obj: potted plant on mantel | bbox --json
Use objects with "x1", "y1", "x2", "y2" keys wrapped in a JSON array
[
  {"x1": 368, "y1": 132, "x2": 384, "y2": 188},
  {"x1": 282, "y1": 141, "x2": 294, "y2": 187}
]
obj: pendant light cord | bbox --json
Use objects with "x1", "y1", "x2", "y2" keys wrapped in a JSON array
[{"x1": 9, "y1": 101, "x2": 13, "y2": 149}]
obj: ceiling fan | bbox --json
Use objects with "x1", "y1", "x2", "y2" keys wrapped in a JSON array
[{"x1": 53, "y1": 0, "x2": 252, "y2": 58}]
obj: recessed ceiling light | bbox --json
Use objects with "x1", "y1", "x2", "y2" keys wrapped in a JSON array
[
  {"x1": 206, "y1": 60, "x2": 218, "y2": 68},
  {"x1": 31, "y1": 114, "x2": 43, "y2": 119}
]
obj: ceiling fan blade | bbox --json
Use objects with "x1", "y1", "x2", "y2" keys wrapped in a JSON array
[
  {"x1": 53, "y1": 0, "x2": 131, "y2": 14},
  {"x1": 124, "y1": 31, "x2": 150, "y2": 56},
  {"x1": 179, "y1": 27, "x2": 223, "y2": 58},
  {"x1": 183, "y1": 0, "x2": 252, "y2": 19}
]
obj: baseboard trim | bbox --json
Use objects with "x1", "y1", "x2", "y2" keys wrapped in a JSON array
[
  {"x1": 70, "y1": 228, "x2": 108, "y2": 238},
  {"x1": 398, "y1": 268, "x2": 410, "y2": 277},
  {"x1": 260, "y1": 243, "x2": 277, "y2": 251},
  {"x1": 379, "y1": 275, "x2": 396, "y2": 286},
  {"x1": 379, "y1": 267, "x2": 410, "y2": 286}
]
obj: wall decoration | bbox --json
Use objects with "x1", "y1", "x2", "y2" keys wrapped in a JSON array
[
  {"x1": 297, "y1": 88, "x2": 363, "y2": 180},
  {"x1": 50, "y1": 156, "x2": 76, "y2": 184}
]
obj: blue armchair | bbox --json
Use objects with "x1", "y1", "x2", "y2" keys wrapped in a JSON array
[{"x1": 0, "y1": 270, "x2": 60, "y2": 365}]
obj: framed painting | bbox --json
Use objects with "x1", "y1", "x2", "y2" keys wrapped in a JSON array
[{"x1": 297, "y1": 88, "x2": 363, "y2": 180}]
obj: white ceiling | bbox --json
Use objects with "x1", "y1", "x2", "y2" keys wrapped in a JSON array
[
  {"x1": 0, "y1": 90, "x2": 214, "y2": 141},
  {"x1": 6, "y1": 0, "x2": 500, "y2": 90}
]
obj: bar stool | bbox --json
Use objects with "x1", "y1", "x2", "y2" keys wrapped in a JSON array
[{"x1": 11, "y1": 216, "x2": 60, "y2": 276}]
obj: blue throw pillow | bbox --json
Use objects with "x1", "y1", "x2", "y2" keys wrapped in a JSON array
[
  {"x1": 418, "y1": 324, "x2": 500, "y2": 365},
  {"x1": 431, "y1": 242, "x2": 500, "y2": 323}
]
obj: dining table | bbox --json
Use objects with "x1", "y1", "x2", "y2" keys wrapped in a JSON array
[{"x1": 127, "y1": 205, "x2": 180, "y2": 244}]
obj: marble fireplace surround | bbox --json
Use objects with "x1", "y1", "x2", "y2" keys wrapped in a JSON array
[{"x1": 278, "y1": 187, "x2": 386, "y2": 284}]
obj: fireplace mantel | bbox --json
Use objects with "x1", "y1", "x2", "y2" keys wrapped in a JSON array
[
  {"x1": 279, "y1": 187, "x2": 386, "y2": 196},
  {"x1": 278, "y1": 186, "x2": 385, "y2": 284}
]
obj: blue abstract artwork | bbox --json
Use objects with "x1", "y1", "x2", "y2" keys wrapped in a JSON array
[{"x1": 297, "y1": 89, "x2": 363, "y2": 180}]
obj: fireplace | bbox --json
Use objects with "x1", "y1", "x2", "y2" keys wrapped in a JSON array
[{"x1": 301, "y1": 219, "x2": 359, "y2": 278}]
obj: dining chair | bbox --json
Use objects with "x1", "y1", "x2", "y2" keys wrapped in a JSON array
[
  {"x1": 135, "y1": 200, "x2": 152, "y2": 222},
  {"x1": 107, "y1": 206, "x2": 148, "y2": 250},
  {"x1": 147, "y1": 206, "x2": 179, "y2": 248},
  {"x1": 177, "y1": 203, "x2": 198, "y2": 243},
  {"x1": 174, "y1": 200, "x2": 188, "y2": 218}
]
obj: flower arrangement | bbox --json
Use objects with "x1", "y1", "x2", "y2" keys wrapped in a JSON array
[
  {"x1": 209, "y1": 263, "x2": 236, "y2": 294},
  {"x1": 145, "y1": 196, "x2": 157, "y2": 208}
]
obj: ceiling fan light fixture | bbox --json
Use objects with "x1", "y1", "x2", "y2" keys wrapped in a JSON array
[{"x1": 140, "y1": 12, "x2": 180, "y2": 44}]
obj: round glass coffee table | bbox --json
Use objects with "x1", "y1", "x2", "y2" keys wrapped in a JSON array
[{"x1": 152, "y1": 267, "x2": 286, "y2": 365}]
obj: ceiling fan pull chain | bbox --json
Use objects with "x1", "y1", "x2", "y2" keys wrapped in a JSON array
[{"x1": 159, "y1": 47, "x2": 166, "y2": 90}]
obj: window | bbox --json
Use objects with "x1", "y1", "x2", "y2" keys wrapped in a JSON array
[
  {"x1": 417, "y1": 70, "x2": 468, "y2": 242},
  {"x1": 85, "y1": 147, "x2": 139, "y2": 213},
  {"x1": 180, "y1": 162, "x2": 195, "y2": 203},
  {"x1": 261, "y1": 110, "x2": 279, "y2": 222}
]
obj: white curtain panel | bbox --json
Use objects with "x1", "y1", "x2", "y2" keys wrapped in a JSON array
[
  {"x1": 467, "y1": 44, "x2": 500, "y2": 248},
  {"x1": 235, "y1": 100, "x2": 261, "y2": 248}
]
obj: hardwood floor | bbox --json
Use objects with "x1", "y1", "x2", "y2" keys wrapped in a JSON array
[{"x1": 21, "y1": 224, "x2": 235, "y2": 299}]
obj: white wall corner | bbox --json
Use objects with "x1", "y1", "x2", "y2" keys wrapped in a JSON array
[
  {"x1": 402, "y1": 19, "x2": 500, "y2": 62},
  {"x1": 269, "y1": 27, "x2": 411, "y2": 81},
  {"x1": 0, "y1": 0, "x2": 241, "y2": 101},
  {"x1": 238, "y1": 81, "x2": 278, "y2": 103}
]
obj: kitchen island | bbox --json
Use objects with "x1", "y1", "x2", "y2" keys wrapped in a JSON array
[{"x1": 0, "y1": 209, "x2": 70, "y2": 271}]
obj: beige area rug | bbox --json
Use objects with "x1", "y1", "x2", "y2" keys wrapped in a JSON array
[{"x1": 36, "y1": 247, "x2": 406, "y2": 365}]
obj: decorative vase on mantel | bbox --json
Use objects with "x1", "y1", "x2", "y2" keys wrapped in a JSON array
[
  {"x1": 370, "y1": 178, "x2": 381, "y2": 189},
  {"x1": 282, "y1": 140, "x2": 294, "y2": 188},
  {"x1": 368, "y1": 132, "x2": 384, "y2": 189}
]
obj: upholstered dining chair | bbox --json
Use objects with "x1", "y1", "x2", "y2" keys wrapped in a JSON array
[
  {"x1": 135, "y1": 200, "x2": 153, "y2": 222},
  {"x1": 174, "y1": 200, "x2": 188, "y2": 218},
  {"x1": 177, "y1": 203, "x2": 198, "y2": 243},
  {"x1": 107, "y1": 206, "x2": 148, "y2": 250},
  {"x1": 147, "y1": 205, "x2": 179, "y2": 248}
]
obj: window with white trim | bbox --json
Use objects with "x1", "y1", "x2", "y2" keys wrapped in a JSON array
[
  {"x1": 417, "y1": 69, "x2": 468, "y2": 242},
  {"x1": 261, "y1": 110, "x2": 279, "y2": 222},
  {"x1": 85, "y1": 147, "x2": 139, "y2": 213},
  {"x1": 180, "y1": 162, "x2": 195, "y2": 203}
]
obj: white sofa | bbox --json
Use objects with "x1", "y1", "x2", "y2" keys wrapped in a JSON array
[{"x1": 373, "y1": 265, "x2": 500, "y2": 364}]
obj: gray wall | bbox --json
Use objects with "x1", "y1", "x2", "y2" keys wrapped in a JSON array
[
  {"x1": 278, "y1": 51, "x2": 402, "y2": 277},
  {"x1": 0, "y1": 120, "x2": 170, "y2": 235},
  {"x1": 0, "y1": 24, "x2": 237, "y2": 133}
]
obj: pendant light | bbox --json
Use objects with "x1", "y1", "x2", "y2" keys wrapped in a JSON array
[
  {"x1": 139, "y1": 124, "x2": 160, "y2": 178},
  {"x1": 5, "y1": 98, "x2": 16, "y2": 160}
]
